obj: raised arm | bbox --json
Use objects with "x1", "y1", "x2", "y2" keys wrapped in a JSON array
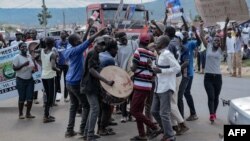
[
  {"x1": 82, "y1": 18, "x2": 94, "y2": 42},
  {"x1": 192, "y1": 26, "x2": 201, "y2": 46},
  {"x1": 200, "y1": 21, "x2": 208, "y2": 48},
  {"x1": 222, "y1": 17, "x2": 230, "y2": 51},
  {"x1": 163, "y1": 9, "x2": 168, "y2": 25}
]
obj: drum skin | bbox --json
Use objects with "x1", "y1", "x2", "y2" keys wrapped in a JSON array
[{"x1": 100, "y1": 66, "x2": 133, "y2": 99}]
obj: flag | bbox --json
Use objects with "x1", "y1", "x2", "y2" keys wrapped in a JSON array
[
  {"x1": 125, "y1": 4, "x2": 136, "y2": 20},
  {"x1": 165, "y1": 0, "x2": 181, "y2": 14}
]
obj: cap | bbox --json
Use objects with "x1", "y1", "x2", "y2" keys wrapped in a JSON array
[
  {"x1": 151, "y1": 22, "x2": 165, "y2": 32},
  {"x1": 139, "y1": 33, "x2": 151, "y2": 44}
]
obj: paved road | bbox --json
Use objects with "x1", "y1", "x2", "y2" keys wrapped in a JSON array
[{"x1": 0, "y1": 74, "x2": 249, "y2": 141}]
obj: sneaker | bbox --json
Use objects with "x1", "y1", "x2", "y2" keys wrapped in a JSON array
[
  {"x1": 64, "y1": 99, "x2": 69, "y2": 103},
  {"x1": 43, "y1": 117, "x2": 55, "y2": 123},
  {"x1": 121, "y1": 117, "x2": 127, "y2": 123},
  {"x1": 109, "y1": 121, "x2": 118, "y2": 126},
  {"x1": 176, "y1": 123, "x2": 189, "y2": 135},
  {"x1": 98, "y1": 128, "x2": 116, "y2": 136},
  {"x1": 130, "y1": 135, "x2": 147, "y2": 141},
  {"x1": 26, "y1": 114, "x2": 36, "y2": 119},
  {"x1": 148, "y1": 128, "x2": 161, "y2": 140},
  {"x1": 210, "y1": 114, "x2": 215, "y2": 123},
  {"x1": 48, "y1": 116, "x2": 55, "y2": 120},
  {"x1": 65, "y1": 131, "x2": 77, "y2": 138},
  {"x1": 186, "y1": 114, "x2": 198, "y2": 121},
  {"x1": 19, "y1": 114, "x2": 25, "y2": 119}
]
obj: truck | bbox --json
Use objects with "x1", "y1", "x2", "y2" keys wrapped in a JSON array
[{"x1": 86, "y1": 3, "x2": 149, "y2": 40}]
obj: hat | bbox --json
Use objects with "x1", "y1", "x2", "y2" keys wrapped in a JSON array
[
  {"x1": 151, "y1": 22, "x2": 165, "y2": 32},
  {"x1": 94, "y1": 36, "x2": 105, "y2": 45},
  {"x1": 139, "y1": 33, "x2": 151, "y2": 44}
]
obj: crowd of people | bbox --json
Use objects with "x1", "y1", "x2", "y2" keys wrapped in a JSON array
[{"x1": 0, "y1": 11, "x2": 249, "y2": 141}]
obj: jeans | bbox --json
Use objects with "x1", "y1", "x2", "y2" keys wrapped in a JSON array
[
  {"x1": 178, "y1": 77, "x2": 189, "y2": 117},
  {"x1": 98, "y1": 101, "x2": 112, "y2": 129},
  {"x1": 204, "y1": 73, "x2": 222, "y2": 115},
  {"x1": 131, "y1": 90, "x2": 157, "y2": 137},
  {"x1": 184, "y1": 76, "x2": 196, "y2": 116},
  {"x1": 66, "y1": 84, "x2": 90, "y2": 133},
  {"x1": 42, "y1": 78, "x2": 55, "y2": 117},
  {"x1": 33, "y1": 91, "x2": 38, "y2": 100},
  {"x1": 16, "y1": 77, "x2": 34, "y2": 102},
  {"x1": 151, "y1": 90, "x2": 175, "y2": 139},
  {"x1": 85, "y1": 93, "x2": 100, "y2": 138}
]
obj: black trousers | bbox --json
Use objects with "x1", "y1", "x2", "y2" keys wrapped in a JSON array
[
  {"x1": 42, "y1": 77, "x2": 55, "y2": 117},
  {"x1": 55, "y1": 65, "x2": 69, "y2": 99},
  {"x1": 204, "y1": 73, "x2": 222, "y2": 115}
]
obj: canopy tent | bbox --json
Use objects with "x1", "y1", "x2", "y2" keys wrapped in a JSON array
[{"x1": 0, "y1": 0, "x2": 156, "y2": 8}]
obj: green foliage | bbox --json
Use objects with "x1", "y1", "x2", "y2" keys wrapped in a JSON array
[{"x1": 37, "y1": 4, "x2": 52, "y2": 26}]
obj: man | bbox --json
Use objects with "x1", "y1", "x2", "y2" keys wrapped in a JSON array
[
  {"x1": 13, "y1": 42, "x2": 36, "y2": 119},
  {"x1": 40, "y1": 37, "x2": 60, "y2": 123},
  {"x1": 11, "y1": 31, "x2": 23, "y2": 46},
  {"x1": 178, "y1": 26, "x2": 201, "y2": 121},
  {"x1": 233, "y1": 28, "x2": 243, "y2": 77},
  {"x1": 98, "y1": 36, "x2": 118, "y2": 136},
  {"x1": 115, "y1": 32, "x2": 138, "y2": 122},
  {"x1": 130, "y1": 33, "x2": 160, "y2": 141},
  {"x1": 81, "y1": 35, "x2": 114, "y2": 141},
  {"x1": 0, "y1": 33, "x2": 7, "y2": 48},
  {"x1": 151, "y1": 35, "x2": 180, "y2": 141},
  {"x1": 226, "y1": 30, "x2": 236, "y2": 75},
  {"x1": 63, "y1": 20, "x2": 105, "y2": 138},
  {"x1": 55, "y1": 30, "x2": 70, "y2": 102}
]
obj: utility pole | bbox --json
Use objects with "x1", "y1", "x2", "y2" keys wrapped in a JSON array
[
  {"x1": 63, "y1": 10, "x2": 66, "y2": 29},
  {"x1": 38, "y1": 0, "x2": 52, "y2": 37},
  {"x1": 42, "y1": 0, "x2": 46, "y2": 37}
]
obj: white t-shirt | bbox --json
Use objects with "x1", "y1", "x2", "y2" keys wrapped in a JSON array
[
  {"x1": 10, "y1": 40, "x2": 22, "y2": 46},
  {"x1": 13, "y1": 54, "x2": 34, "y2": 79},
  {"x1": 226, "y1": 37, "x2": 236, "y2": 53}
]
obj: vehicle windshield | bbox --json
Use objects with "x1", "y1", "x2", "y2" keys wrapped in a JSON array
[{"x1": 103, "y1": 10, "x2": 146, "y2": 29}]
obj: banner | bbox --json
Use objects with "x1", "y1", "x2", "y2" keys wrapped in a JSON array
[
  {"x1": 0, "y1": 41, "x2": 43, "y2": 101},
  {"x1": 195, "y1": 0, "x2": 250, "y2": 26},
  {"x1": 165, "y1": 0, "x2": 183, "y2": 19}
]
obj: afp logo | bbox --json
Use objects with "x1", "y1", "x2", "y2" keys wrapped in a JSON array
[{"x1": 224, "y1": 125, "x2": 250, "y2": 141}]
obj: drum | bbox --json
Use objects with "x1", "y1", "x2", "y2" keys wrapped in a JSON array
[{"x1": 100, "y1": 66, "x2": 133, "y2": 105}]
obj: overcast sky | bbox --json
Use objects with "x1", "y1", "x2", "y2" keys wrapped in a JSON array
[{"x1": 0, "y1": 0, "x2": 157, "y2": 8}]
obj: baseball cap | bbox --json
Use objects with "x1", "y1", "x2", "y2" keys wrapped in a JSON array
[{"x1": 139, "y1": 33, "x2": 151, "y2": 44}]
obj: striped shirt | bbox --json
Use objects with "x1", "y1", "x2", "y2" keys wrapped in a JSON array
[{"x1": 132, "y1": 47, "x2": 156, "y2": 91}]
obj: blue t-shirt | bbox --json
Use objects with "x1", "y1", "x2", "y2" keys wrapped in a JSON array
[
  {"x1": 99, "y1": 51, "x2": 115, "y2": 68},
  {"x1": 180, "y1": 46, "x2": 190, "y2": 77},
  {"x1": 64, "y1": 40, "x2": 90, "y2": 85},
  {"x1": 55, "y1": 39, "x2": 69, "y2": 65},
  {"x1": 184, "y1": 40, "x2": 198, "y2": 77}
]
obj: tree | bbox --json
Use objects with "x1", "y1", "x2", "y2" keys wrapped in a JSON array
[{"x1": 37, "y1": 0, "x2": 52, "y2": 26}]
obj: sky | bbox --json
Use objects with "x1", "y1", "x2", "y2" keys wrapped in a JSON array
[{"x1": 0, "y1": 0, "x2": 157, "y2": 8}]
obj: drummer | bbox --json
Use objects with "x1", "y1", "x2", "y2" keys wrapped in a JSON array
[
  {"x1": 97, "y1": 36, "x2": 118, "y2": 136},
  {"x1": 81, "y1": 35, "x2": 114, "y2": 141}
]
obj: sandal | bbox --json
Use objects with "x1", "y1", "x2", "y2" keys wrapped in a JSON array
[{"x1": 130, "y1": 135, "x2": 147, "y2": 141}]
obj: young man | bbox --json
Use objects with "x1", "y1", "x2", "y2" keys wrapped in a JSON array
[
  {"x1": 226, "y1": 30, "x2": 236, "y2": 75},
  {"x1": 13, "y1": 42, "x2": 36, "y2": 119},
  {"x1": 178, "y1": 27, "x2": 201, "y2": 121},
  {"x1": 115, "y1": 32, "x2": 138, "y2": 122},
  {"x1": 40, "y1": 37, "x2": 60, "y2": 123},
  {"x1": 55, "y1": 30, "x2": 70, "y2": 102},
  {"x1": 81, "y1": 35, "x2": 114, "y2": 141},
  {"x1": 11, "y1": 31, "x2": 23, "y2": 46},
  {"x1": 63, "y1": 21, "x2": 105, "y2": 138},
  {"x1": 151, "y1": 35, "x2": 180, "y2": 141},
  {"x1": 130, "y1": 33, "x2": 160, "y2": 141},
  {"x1": 98, "y1": 37, "x2": 118, "y2": 136}
]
